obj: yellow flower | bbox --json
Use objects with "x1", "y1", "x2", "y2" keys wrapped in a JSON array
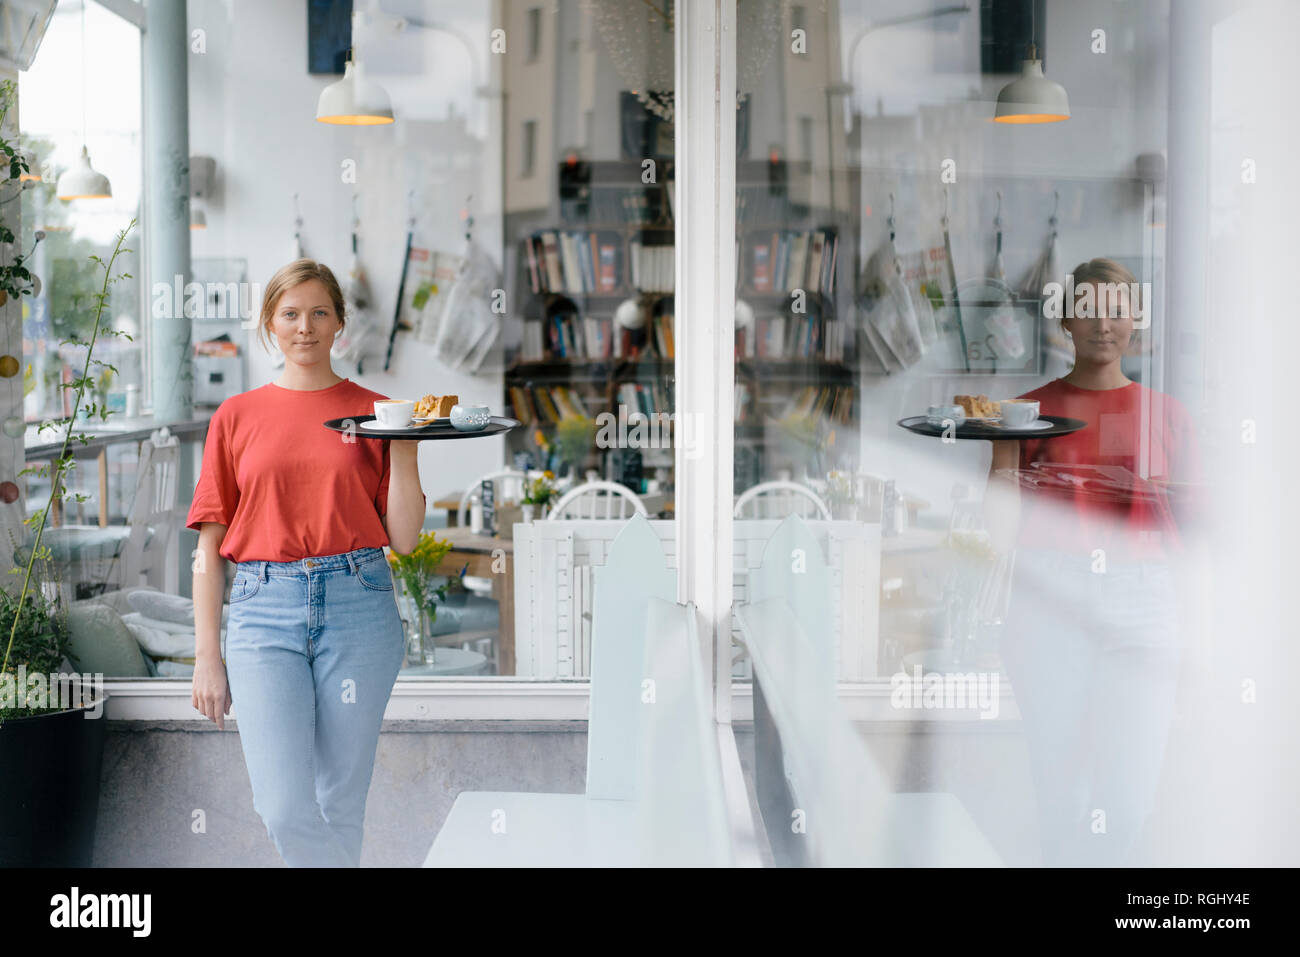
[{"x1": 543, "y1": 469, "x2": 554, "y2": 479}]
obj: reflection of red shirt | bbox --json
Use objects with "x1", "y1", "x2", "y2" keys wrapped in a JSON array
[
  {"x1": 1014, "y1": 379, "x2": 1200, "y2": 558},
  {"x1": 186, "y1": 379, "x2": 410, "y2": 563}
]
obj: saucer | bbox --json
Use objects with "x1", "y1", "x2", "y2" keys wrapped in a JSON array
[
  {"x1": 994, "y1": 418, "x2": 1052, "y2": 431},
  {"x1": 361, "y1": 419, "x2": 416, "y2": 431}
]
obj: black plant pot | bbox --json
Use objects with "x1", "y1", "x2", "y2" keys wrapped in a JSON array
[{"x1": 0, "y1": 699, "x2": 108, "y2": 866}]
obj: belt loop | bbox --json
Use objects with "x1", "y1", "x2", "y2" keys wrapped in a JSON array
[
  {"x1": 260, "y1": 561, "x2": 269, "y2": 582},
  {"x1": 345, "y1": 551, "x2": 358, "y2": 576}
]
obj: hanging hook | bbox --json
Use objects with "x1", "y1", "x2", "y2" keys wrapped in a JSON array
[
  {"x1": 292, "y1": 192, "x2": 302, "y2": 228},
  {"x1": 942, "y1": 187, "x2": 950, "y2": 228},
  {"x1": 994, "y1": 190, "x2": 1002, "y2": 230},
  {"x1": 1050, "y1": 190, "x2": 1059, "y2": 228},
  {"x1": 887, "y1": 192, "x2": 896, "y2": 242}
]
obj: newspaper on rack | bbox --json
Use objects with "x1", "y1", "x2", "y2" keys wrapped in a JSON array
[{"x1": 430, "y1": 239, "x2": 502, "y2": 374}]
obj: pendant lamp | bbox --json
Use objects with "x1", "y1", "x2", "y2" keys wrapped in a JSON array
[
  {"x1": 316, "y1": 55, "x2": 394, "y2": 125},
  {"x1": 56, "y1": 1, "x2": 111, "y2": 199},
  {"x1": 994, "y1": 43, "x2": 1070, "y2": 124}
]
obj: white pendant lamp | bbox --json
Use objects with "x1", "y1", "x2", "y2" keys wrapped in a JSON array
[
  {"x1": 58, "y1": 0, "x2": 112, "y2": 199},
  {"x1": 994, "y1": 43, "x2": 1070, "y2": 124},
  {"x1": 56, "y1": 145, "x2": 111, "y2": 199},
  {"x1": 316, "y1": 55, "x2": 393, "y2": 125}
]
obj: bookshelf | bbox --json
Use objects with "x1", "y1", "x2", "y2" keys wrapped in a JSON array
[{"x1": 504, "y1": 158, "x2": 859, "y2": 493}]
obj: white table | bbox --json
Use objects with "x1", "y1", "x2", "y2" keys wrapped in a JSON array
[{"x1": 398, "y1": 648, "x2": 489, "y2": 676}]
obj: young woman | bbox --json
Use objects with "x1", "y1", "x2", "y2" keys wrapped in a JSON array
[
  {"x1": 986, "y1": 257, "x2": 1201, "y2": 866},
  {"x1": 187, "y1": 259, "x2": 426, "y2": 867}
]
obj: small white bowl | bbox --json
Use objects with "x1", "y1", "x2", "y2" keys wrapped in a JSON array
[{"x1": 450, "y1": 404, "x2": 491, "y2": 432}]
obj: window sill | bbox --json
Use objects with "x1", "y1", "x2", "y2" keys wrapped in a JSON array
[{"x1": 97, "y1": 678, "x2": 1024, "y2": 722}]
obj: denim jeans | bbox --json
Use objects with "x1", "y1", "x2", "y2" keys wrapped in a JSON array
[
  {"x1": 223, "y1": 546, "x2": 405, "y2": 867},
  {"x1": 998, "y1": 547, "x2": 1183, "y2": 867}
]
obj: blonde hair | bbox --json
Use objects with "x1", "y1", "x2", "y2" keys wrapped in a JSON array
[
  {"x1": 1068, "y1": 257, "x2": 1139, "y2": 323},
  {"x1": 257, "y1": 259, "x2": 346, "y2": 352}
]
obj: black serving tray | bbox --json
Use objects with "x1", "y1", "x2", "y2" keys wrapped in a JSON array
[{"x1": 323, "y1": 415, "x2": 522, "y2": 440}]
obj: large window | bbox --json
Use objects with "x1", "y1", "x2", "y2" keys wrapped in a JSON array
[{"x1": 19, "y1": 0, "x2": 145, "y2": 427}]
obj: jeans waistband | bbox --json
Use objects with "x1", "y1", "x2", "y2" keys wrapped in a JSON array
[{"x1": 237, "y1": 546, "x2": 385, "y2": 580}]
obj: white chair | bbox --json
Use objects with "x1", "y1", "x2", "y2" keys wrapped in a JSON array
[
  {"x1": 456, "y1": 468, "x2": 528, "y2": 528},
  {"x1": 733, "y1": 480, "x2": 831, "y2": 520},
  {"x1": 14, "y1": 427, "x2": 183, "y2": 601},
  {"x1": 547, "y1": 480, "x2": 647, "y2": 520},
  {"x1": 455, "y1": 469, "x2": 526, "y2": 599}
]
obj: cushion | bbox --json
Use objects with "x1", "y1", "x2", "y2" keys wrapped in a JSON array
[
  {"x1": 123, "y1": 619, "x2": 196, "y2": 658},
  {"x1": 125, "y1": 589, "x2": 228, "y2": 625},
  {"x1": 155, "y1": 660, "x2": 194, "y2": 677},
  {"x1": 65, "y1": 600, "x2": 152, "y2": 677},
  {"x1": 122, "y1": 611, "x2": 224, "y2": 637}
]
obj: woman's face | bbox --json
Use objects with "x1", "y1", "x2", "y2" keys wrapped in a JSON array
[
  {"x1": 1063, "y1": 282, "x2": 1134, "y2": 366},
  {"x1": 269, "y1": 279, "x2": 342, "y2": 367}
]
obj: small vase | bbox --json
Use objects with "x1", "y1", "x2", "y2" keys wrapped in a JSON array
[
  {"x1": 396, "y1": 585, "x2": 436, "y2": 667},
  {"x1": 521, "y1": 503, "x2": 536, "y2": 523}
]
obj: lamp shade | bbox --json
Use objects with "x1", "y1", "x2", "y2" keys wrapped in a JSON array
[
  {"x1": 18, "y1": 149, "x2": 42, "y2": 181},
  {"x1": 316, "y1": 59, "x2": 394, "y2": 125},
  {"x1": 994, "y1": 58, "x2": 1070, "y2": 124},
  {"x1": 56, "y1": 145, "x2": 111, "y2": 199}
]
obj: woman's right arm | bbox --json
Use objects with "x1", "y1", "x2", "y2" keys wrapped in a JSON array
[
  {"x1": 985, "y1": 440, "x2": 1022, "y2": 553},
  {"x1": 192, "y1": 521, "x2": 231, "y2": 729}
]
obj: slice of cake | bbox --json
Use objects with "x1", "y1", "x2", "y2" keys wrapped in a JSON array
[
  {"x1": 432, "y1": 394, "x2": 458, "y2": 417},
  {"x1": 954, "y1": 394, "x2": 1000, "y2": 418}
]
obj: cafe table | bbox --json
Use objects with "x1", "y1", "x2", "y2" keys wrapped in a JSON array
[{"x1": 432, "y1": 523, "x2": 517, "y2": 675}]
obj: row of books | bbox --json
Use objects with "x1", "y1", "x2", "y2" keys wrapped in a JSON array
[
  {"x1": 507, "y1": 384, "x2": 594, "y2": 426},
  {"x1": 734, "y1": 313, "x2": 849, "y2": 360},
  {"x1": 745, "y1": 228, "x2": 838, "y2": 295},
  {"x1": 617, "y1": 380, "x2": 675, "y2": 421},
  {"x1": 628, "y1": 240, "x2": 675, "y2": 293},
  {"x1": 524, "y1": 231, "x2": 622, "y2": 296},
  {"x1": 518, "y1": 312, "x2": 676, "y2": 362},
  {"x1": 781, "y1": 385, "x2": 857, "y2": 426}
]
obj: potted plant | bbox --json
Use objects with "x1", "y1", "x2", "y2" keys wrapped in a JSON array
[
  {"x1": 520, "y1": 471, "x2": 557, "y2": 522},
  {"x1": 0, "y1": 109, "x2": 135, "y2": 862},
  {"x1": 387, "y1": 531, "x2": 459, "y2": 666},
  {"x1": 554, "y1": 414, "x2": 595, "y2": 480},
  {"x1": 824, "y1": 469, "x2": 858, "y2": 521}
]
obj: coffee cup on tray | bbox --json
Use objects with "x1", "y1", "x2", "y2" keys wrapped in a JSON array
[
  {"x1": 999, "y1": 398, "x2": 1040, "y2": 428},
  {"x1": 373, "y1": 398, "x2": 415, "y2": 428}
]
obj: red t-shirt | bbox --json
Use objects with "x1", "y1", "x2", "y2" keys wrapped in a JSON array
[
  {"x1": 1013, "y1": 378, "x2": 1201, "y2": 559},
  {"x1": 186, "y1": 378, "x2": 419, "y2": 562}
]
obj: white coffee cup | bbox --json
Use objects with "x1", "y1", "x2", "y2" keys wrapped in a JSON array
[
  {"x1": 1000, "y1": 398, "x2": 1040, "y2": 428},
  {"x1": 373, "y1": 398, "x2": 415, "y2": 427}
]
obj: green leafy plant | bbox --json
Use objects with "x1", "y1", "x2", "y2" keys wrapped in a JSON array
[
  {"x1": 521, "y1": 472, "x2": 557, "y2": 506},
  {"x1": 0, "y1": 588, "x2": 71, "y2": 722},
  {"x1": 3, "y1": 220, "x2": 137, "y2": 716},
  {"x1": 0, "y1": 80, "x2": 42, "y2": 305},
  {"x1": 555, "y1": 414, "x2": 595, "y2": 473},
  {"x1": 386, "y1": 530, "x2": 462, "y2": 628}
]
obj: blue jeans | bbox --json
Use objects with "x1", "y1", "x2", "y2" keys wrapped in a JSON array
[
  {"x1": 223, "y1": 546, "x2": 405, "y2": 867},
  {"x1": 998, "y1": 547, "x2": 1184, "y2": 867}
]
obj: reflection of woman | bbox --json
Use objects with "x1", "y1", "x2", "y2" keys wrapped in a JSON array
[
  {"x1": 187, "y1": 259, "x2": 426, "y2": 867},
  {"x1": 987, "y1": 257, "x2": 1200, "y2": 866}
]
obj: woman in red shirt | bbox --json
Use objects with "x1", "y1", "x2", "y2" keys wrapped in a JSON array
[
  {"x1": 987, "y1": 257, "x2": 1200, "y2": 866},
  {"x1": 187, "y1": 259, "x2": 426, "y2": 867}
]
